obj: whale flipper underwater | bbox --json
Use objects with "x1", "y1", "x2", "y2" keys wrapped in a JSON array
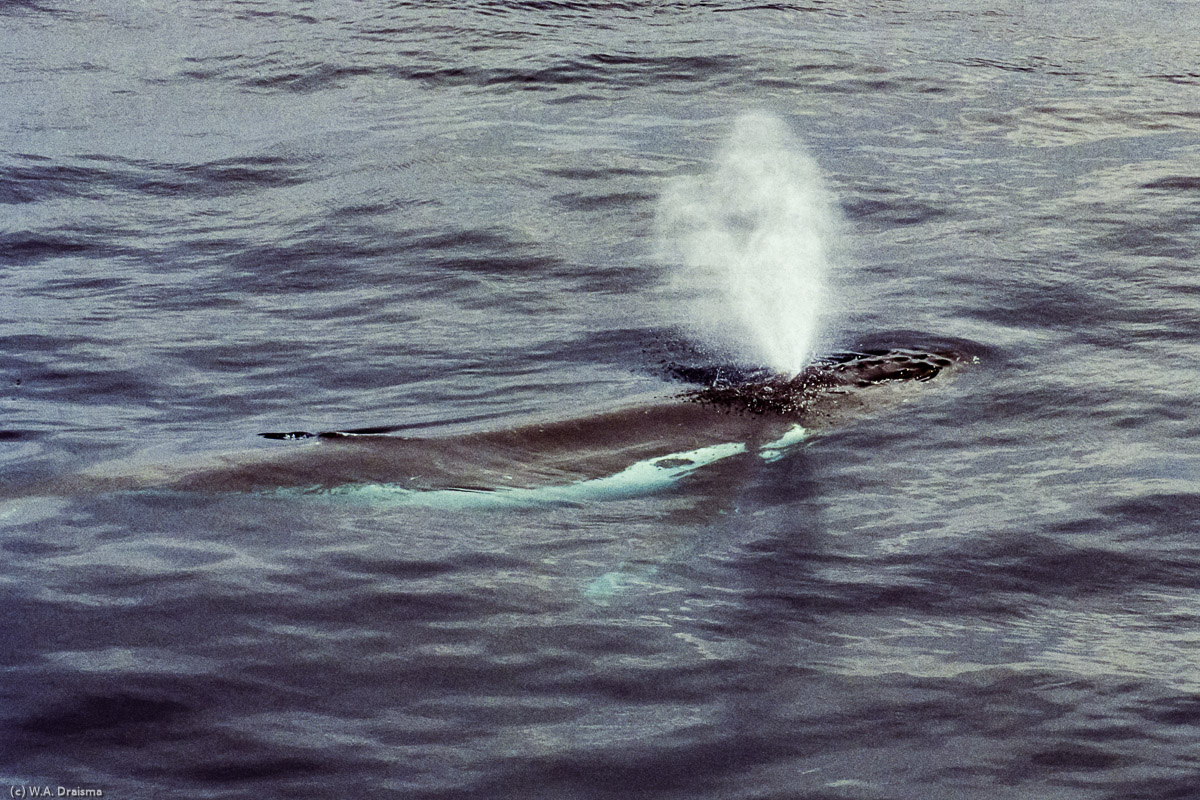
[{"x1": 20, "y1": 344, "x2": 975, "y2": 508}]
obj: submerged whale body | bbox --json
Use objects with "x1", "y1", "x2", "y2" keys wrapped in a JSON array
[{"x1": 18, "y1": 344, "x2": 975, "y2": 503}]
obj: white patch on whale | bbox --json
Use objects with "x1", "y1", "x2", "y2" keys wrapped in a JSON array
[
  {"x1": 271, "y1": 424, "x2": 811, "y2": 511},
  {"x1": 758, "y1": 423, "x2": 808, "y2": 463},
  {"x1": 276, "y1": 440, "x2": 752, "y2": 511}
]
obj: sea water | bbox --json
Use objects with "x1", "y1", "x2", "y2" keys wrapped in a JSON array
[{"x1": 4, "y1": 2, "x2": 1200, "y2": 798}]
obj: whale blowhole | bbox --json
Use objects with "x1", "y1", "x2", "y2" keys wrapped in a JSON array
[{"x1": 667, "y1": 347, "x2": 967, "y2": 417}]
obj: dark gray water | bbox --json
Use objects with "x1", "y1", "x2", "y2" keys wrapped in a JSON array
[{"x1": 4, "y1": 1, "x2": 1200, "y2": 797}]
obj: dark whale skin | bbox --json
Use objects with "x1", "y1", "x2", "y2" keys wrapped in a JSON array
[{"x1": 15, "y1": 346, "x2": 976, "y2": 498}]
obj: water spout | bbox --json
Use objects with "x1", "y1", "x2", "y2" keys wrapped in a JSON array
[{"x1": 657, "y1": 112, "x2": 843, "y2": 377}]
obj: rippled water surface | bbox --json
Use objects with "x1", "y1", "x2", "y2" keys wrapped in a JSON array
[{"x1": 4, "y1": 1, "x2": 1200, "y2": 798}]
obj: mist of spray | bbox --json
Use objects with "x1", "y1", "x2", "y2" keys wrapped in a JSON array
[{"x1": 656, "y1": 113, "x2": 842, "y2": 377}]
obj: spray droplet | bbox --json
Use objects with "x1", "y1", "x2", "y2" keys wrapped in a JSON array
[{"x1": 657, "y1": 113, "x2": 842, "y2": 377}]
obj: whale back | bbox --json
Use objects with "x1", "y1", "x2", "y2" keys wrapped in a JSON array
[{"x1": 16, "y1": 344, "x2": 974, "y2": 500}]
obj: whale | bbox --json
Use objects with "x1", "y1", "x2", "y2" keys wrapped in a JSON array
[{"x1": 13, "y1": 344, "x2": 975, "y2": 509}]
